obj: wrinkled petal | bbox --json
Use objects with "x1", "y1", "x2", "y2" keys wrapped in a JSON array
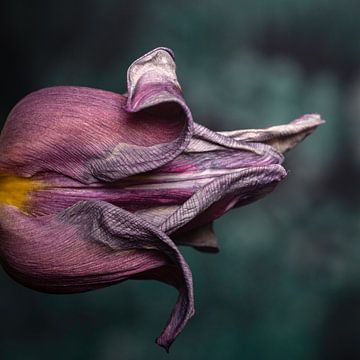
[
  {"x1": 0, "y1": 48, "x2": 193, "y2": 183},
  {"x1": 28, "y1": 174, "x2": 195, "y2": 217},
  {"x1": 187, "y1": 114, "x2": 324, "y2": 153},
  {"x1": 160, "y1": 164, "x2": 286, "y2": 234},
  {"x1": 96, "y1": 47, "x2": 194, "y2": 181},
  {"x1": 135, "y1": 165, "x2": 286, "y2": 237},
  {"x1": 220, "y1": 114, "x2": 324, "y2": 153},
  {"x1": 27, "y1": 139, "x2": 284, "y2": 217},
  {"x1": 156, "y1": 142, "x2": 283, "y2": 174},
  {"x1": 0, "y1": 200, "x2": 194, "y2": 351}
]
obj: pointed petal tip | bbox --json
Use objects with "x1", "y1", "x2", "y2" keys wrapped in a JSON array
[
  {"x1": 143, "y1": 47, "x2": 175, "y2": 60},
  {"x1": 294, "y1": 113, "x2": 326, "y2": 126},
  {"x1": 270, "y1": 163, "x2": 288, "y2": 180},
  {"x1": 258, "y1": 163, "x2": 287, "y2": 184},
  {"x1": 156, "y1": 338, "x2": 171, "y2": 353},
  {"x1": 155, "y1": 303, "x2": 195, "y2": 352},
  {"x1": 125, "y1": 46, "x2": 181, "y2": 113},
  {"x1": 266, "y1": 114, "x2": 325, "y2": 154}
]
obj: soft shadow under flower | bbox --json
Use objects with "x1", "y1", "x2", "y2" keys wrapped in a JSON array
[{"x1": 0, "y1": 47, "x2": 324, "y2": 351}]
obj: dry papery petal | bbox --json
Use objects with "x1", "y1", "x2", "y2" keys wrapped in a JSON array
[
  {"x1": 186, "y1": 114, "x2": 324, "y2": 153},
  {"x1": 0, "y1": 48, "x2": 193, "y2": 183}
]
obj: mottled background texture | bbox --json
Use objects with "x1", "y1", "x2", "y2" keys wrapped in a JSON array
[{"x1": 1, "y1": 1, "x2": 359, "y2": 359}]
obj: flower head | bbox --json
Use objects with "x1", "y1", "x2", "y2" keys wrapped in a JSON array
[{"x1": 0, "y1": 48, "x2": 323, "y2": 350}]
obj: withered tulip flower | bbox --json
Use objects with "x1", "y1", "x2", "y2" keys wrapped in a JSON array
[{"x1": 0, "y1": 48, "x2": 323, "y2": 350}]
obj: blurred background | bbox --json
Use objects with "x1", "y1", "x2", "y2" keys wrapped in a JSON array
[{"x1": 0, "y1": 0, "x2": 359, "y2": 359}]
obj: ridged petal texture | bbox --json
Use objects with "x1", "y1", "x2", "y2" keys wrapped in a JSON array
[{"x1": 0, "y1": 47, "x2": 324, "y2": 350}]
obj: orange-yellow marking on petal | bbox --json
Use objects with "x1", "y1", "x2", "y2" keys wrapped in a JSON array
[{"x1": 0, "y1": 174, "x2": 44, "y2": 212}]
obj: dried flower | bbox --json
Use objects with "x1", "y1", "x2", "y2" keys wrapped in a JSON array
[{"x1": 0, "y1": 48, "x2": 323, "y2": 350}]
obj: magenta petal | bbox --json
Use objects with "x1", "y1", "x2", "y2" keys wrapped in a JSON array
[
  {"x1": 0, "y1": 200, "x2": 194, "y2": 351},
  {"x1": 0, "y1": 48, "x2": 193, "y2": 183}
]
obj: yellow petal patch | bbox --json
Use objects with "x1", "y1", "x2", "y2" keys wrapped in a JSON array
[{"x1": 0, "y1": 174, "x2": 43, "y2": 212}]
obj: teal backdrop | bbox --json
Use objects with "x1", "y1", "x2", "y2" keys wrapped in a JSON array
[{"x1": 0, "y1": 1, "x2": 359, "y2": 359}]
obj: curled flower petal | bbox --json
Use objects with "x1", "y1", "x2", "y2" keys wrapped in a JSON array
[
  {"x1": 161, "y1": 164, "x2": 287, "y2": 234},
  {"x1": 219, "y1": 114, "x2": 324, "y2": 153},
  {"x1": 26, "y1": 137, "x2": 284, "y2": 217},
  {"x1": 0, "y1": 48, "x2": 193, "y2": 183},
  {"x1": 0, "y1": 200, "x2": 194, "y2": 351},
  {"x1": 186, "y1": 114, "x2": 324, "y2": 153},
  {"x1": 135, "y1": 164, "x2": 286, "y2": 237},
  {"x1": 95, "y1": 47, "x2": 194, "y2": 181}
]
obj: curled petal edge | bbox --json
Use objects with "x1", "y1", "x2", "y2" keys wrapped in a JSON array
[
  {"x1": 0, "y1": 200, "x2": 194, "y2": 352},
  {"x1": 0, "y1": 47, "x2": 194, "y2": 184},
  {"x1": 160, "y1": 164, "x2": 287, "y2": 235},
  {"x1": 92, "y1": 47, "x2": 194, "y2": 181}
]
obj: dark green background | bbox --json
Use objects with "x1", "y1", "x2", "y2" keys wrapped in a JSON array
[{"x1": 1, "y1": 1, "x2": 359, "y2": 359}]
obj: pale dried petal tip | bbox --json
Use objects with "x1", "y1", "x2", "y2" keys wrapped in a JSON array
[{"x1": 220, "y1": 113, "x2": 325, "y2": 153}]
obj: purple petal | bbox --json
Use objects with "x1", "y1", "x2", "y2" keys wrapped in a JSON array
[
  {"x1": 28, "y1": 174, "x2": 194, "y2": 216},
  {"x1": 0, "y1": 201, "x2": 194, "y2": 351},
  {"x1": 27, "y1": 137, "x2": 283, "y2": 217},
  {"x1": 95, "y1": 47, "x2": 194, "y2": 181},
  {"x1": 160, "y1": 164, "x2": 287, "y2": 235},
  {"x1": 0, "y1": 48, "x2": 193, "y2": 183},
  {"x1": 133, "y1": 164, "x2": 286, "y2": 239}
]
